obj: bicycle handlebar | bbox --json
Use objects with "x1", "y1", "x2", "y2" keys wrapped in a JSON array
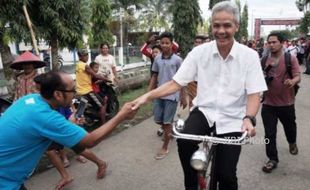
[{"x1": 172, "y1": 119, "x2": 248, "y2": 145}]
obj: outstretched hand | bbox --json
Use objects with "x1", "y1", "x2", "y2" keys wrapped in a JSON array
[
  {"x1": 131, "y1": 94, "x2": 149, "y2": 111},
  {"x1": 118, "y1": 102, "x2": 139, "y2": 120}
]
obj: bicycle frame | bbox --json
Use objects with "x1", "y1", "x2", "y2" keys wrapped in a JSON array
[{"x1": 172, "y1": 118, "x2": 248, "y2": 190}]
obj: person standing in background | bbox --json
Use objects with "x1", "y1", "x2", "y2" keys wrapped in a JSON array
[
  {"x1": 95, "y1": 43, "x2": 118, "y2": 85},
  {"x1": 10, "y1": 51, "x2": 46, "y2": 101}
]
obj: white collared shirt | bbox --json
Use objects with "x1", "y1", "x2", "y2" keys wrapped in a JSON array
[{"x1": 173, "y1": 40, "x2": 267, "y2": 134}]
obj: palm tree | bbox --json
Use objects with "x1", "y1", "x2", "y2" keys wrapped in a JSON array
[
  {"x1": 110, "y1": 0, "x2": 146, "y2": 64},
  {"x1": 138, "y1": 0, "x2": 174, "y2": 32}
]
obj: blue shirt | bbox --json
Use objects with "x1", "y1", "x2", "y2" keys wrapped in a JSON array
[
  {"x1": 0, "y1": 94, "x2": 87, "y2": 190},
  {"x1": 56, "y1": 107, "x2": 72, "y2": 120},
  {"x1": 152, "y1": 53, "x2": 182, "y2": 101}
]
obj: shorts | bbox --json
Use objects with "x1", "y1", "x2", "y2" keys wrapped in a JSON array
[
  {"x1": 153, "y1": 99, "x2": 178, "y2": 125},
  {"x1": 83, "y1": 92, "x2": 104, "y2": 108}
]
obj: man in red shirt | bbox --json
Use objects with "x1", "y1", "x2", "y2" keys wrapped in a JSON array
[
  {"x1": 140, "y1": 34, "x2": 179, "y2": 73},
  {"x1": 261, "y1": 32, "x2": 301, "y2": 173}
]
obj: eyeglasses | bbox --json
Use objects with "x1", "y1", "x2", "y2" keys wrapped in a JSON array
[{"x1": 57, "y1": 88, "x2": 76, "y2": 94}]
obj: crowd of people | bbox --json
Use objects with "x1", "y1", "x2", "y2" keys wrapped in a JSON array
[{"x1": 1, "y1": 1, "x2": 310, "y2": 190}]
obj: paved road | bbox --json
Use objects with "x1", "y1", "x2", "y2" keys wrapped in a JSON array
[{"x1": 26, "y1": 69, "x2": 310, "y2": 190}]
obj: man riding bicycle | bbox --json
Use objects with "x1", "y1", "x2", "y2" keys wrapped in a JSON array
[{"x1": 131, "y1": 2, "x2": 267, "y2": 190}]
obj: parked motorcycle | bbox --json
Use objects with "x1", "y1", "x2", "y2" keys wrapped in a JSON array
[{"x1": 0, "y1": 97, "x2": 12, "y2": 117}]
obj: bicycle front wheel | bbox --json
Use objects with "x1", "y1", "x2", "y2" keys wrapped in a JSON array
[{"x1": 198, "y1": 145, "x2": 217, "y2": 190}]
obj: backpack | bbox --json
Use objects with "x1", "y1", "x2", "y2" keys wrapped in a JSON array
[{"x1": 261, "y1": 52, "x2": 299, "y2": 95}]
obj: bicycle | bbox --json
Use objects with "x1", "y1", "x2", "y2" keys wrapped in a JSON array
[{"x1": 172, "y1": 117, "x2": 248, "y2": 190}]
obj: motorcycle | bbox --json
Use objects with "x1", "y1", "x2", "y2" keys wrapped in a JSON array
[
  {"x1": 0, "y1": 97, "x2": 12, "y2": 117},
  {"x1": 73, "y1": 82, "x2": 119, "y2": 128}
]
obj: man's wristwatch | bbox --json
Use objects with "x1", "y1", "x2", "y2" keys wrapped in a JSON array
[{"x1": 243, "y1": 115, "x2": 256, "y2": 127}]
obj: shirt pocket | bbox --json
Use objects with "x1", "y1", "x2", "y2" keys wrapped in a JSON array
[{"x1": 226, "y1": 72, "x2": 245, "y2": 97}]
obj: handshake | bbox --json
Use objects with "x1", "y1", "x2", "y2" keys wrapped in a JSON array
[{"x1": 117, "y1": 94, "x2": 149, "y2": 121}]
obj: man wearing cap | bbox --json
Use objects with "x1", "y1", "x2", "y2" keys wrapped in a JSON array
[
  {"x1": 10, "y1": 51, "x2": 46, "y2": 101},
  {"x1": 75, "y1": 49, "x2": 109, "y2": 124}
]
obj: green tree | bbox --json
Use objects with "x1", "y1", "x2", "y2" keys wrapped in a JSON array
[
  {"x1": 111, "y1": 0, "x2": 145, "y2": 64},
  {"x1": 172, "y1": 0, "x2": 202, "y2": 58},
  {"x1": 28, "y1": 0, "x2": 90, "y2": 70},
  {"x1": 89, "y1": 0, "x2": 114, "y2": 48},
  {"x1": 209, "y1": 0, "x2": 229, "y2": 10},
  {"x1": 234, "y1": 0, "x2": 242, "y2": 41},
  {"x1": 239, "y1": 3, "x2": 248, "y2": 41},
  {"x1": 0, "y1": 0, "x2": 30, "y2": 77},
  {"x1": 299, "y1": 11, "x2": 310, "y2": 35},
  {"x1": 138, "y1": 0, "x2": 174, "y2": 32}
]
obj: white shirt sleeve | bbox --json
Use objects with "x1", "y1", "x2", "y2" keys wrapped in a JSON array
[{"x1": 173, "y1": 48, "x2": 199, "y2": 86}]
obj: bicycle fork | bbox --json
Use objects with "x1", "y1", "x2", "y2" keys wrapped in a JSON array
[{"x1": 191, "y1": 143, "x2": 216, "y2": 190}]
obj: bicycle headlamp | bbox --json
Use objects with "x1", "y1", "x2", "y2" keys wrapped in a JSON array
[
  {"x1": 190, "y1": 149, "x2": 208, "y2": 171},
  {"x1": 175, "y1": 118, "x2": 185, "y2": 132}
]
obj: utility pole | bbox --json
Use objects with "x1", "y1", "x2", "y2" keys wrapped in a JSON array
[
  {"x1": 251, "y1": 9, "x2": 255, "y2": 39},
  {"x1": 119, "y1": 8, "x2": 124, "y2": 68}
]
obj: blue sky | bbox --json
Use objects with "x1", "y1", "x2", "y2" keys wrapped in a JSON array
[{"x1": 198, "y1": 0, "x2": 304, "y2": 37}]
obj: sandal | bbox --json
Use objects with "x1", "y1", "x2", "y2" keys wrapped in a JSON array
[
  {"x1": 76, "y1": 155, "x2": 87, "y2": 163},
  {"x1": 154, "y1": 150, "x2": 169, "y2": 160},
  {"x1": 63, "y1": 160, "x2": 70, "y2": 168},
  {"x1": 262, "y1": 160, "x2": 278, "y2": 173},
  {"x1": 289, "y1": 143, "x2": 298, "y2": 155}
]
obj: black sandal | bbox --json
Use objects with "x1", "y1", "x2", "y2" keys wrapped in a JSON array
[{"x1": 262, "y1": 160, "x2": 278, "y2": 173}]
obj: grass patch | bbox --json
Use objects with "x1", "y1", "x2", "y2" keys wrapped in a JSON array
[{"x1": 110, "y1": 83, "x2": 153, "y2": 135}]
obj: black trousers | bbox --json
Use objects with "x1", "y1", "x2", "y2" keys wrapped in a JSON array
[
  {"x1": 297, "y1": 53, "x2": 304, "y2": 65},
  {"x1": 304, "y1": 59, "x2": 310, "y2": 74},
  {"x1": 177, "y1": 108, "x2": 241, "y2": 190},
  {"x1": 261, "y1": 104, "x2": 297, "y2": 162}
]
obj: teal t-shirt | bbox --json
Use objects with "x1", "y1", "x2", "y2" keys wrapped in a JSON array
[{"x1": 0, "y1": 94, "x2": 87, "y2": 189}]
